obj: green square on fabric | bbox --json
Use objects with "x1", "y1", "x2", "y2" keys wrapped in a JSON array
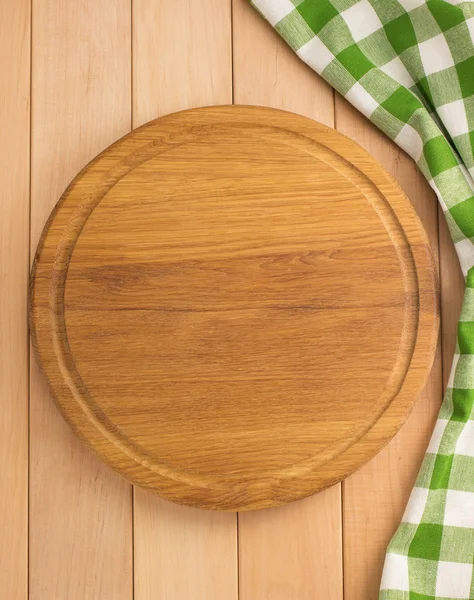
[
  {"x1": 297, "y1": 0, "x2": 338, "y2": 34},
  {"x1": 382, "y1": 87, "x2": 423, "y2": 123},
  {"x1": 408, "y1": 5, "x2": 443, "y2": 44},
  {"x1": 322, "y1": 59, "x2": 356, "y2": 95},
  {"x1": 424, "y1": 136, "x2": 459, "y2": 177},
  {"x1": 456, "y1": 57, "x2": 474, "y2": 98},
  {"x1": 438, "y1": 421, "x2": 465, "y2": 454},
  {"x1": 400, "y1": 46, "x2": 425, "y2": 83},
  {"x1": 358, "y1": 29, "x2": 397, "y2": 67},
  {"x1": 453, "y1": 355, "x2": 474, "y2": 388},
  {"x1": 318, "y1": 14, "x2": 354, "y2": 55},
  {"x1": 408, "y1": 524, "x2": 443, "y2": 559},
  {"x1": 420, "y1": 489, "x2": 447, "y2": 524},
  {"x1": 445, "y1": 21, "x2": 474, "y2": 64},
  {"x1": 467, "y1": 268, "x2": 474, "y2": 289},
  {"x1": 337, "y1": 44, "x2": 374, "y2": 80},
  {"x1": 460, "y1": 288, "x2": 474, "y2": 322},
  {"x1": 466, "y1": 97, "x2": 474, "y2": 130},
  {"x1": 427, "y1": 0, "x2": 465, "y2": 32},
  {"x1": 369, "y1": 0, "x2": 405, "y2": 25},
  {"x1": 430, "y1": 454, "x2": 453, "y2": 489},
  {"x1": 451, "y1": 388, "x2": 474, "y2": 422},
  {"x1": 450, "y1": 196, "x2": 474, "y2": 238},
  {"x1": 432, "y1": 165, "x2": 474, "y2": 209},
  {"x1": 450, "y1": 455, "x2": 474, "y2": 492},
  {"x1": 409, "y1": 108, "x2": 442, "y2": 142},
  {"x1": 408, "y1": 557, "x2": 438, "y2": 595},
  {"x1": 458, "y1": 321, "x2": 474, "y2": 353},
  {"x1": 421, "y1": 67, "x2": 462, "y2": 108},
  {"x1": 275, "y1": 11, "x2": 314, "y2": 51},
  {"x1": 440, "y1": 525, "x2": 474, "y2": 562},
  {"x1": 384, "y1": 13, "x2": 418, "y2": 55},
  {"x1": 370, "y1": 106, "x2": 405, "y2": 140},
  {"x1": 359, "y1": 69, "x2": 398, "y2": 103},
  {"x1": 380, "y1": 591, "x2": 411, "y2": 600},
  {"x1": 408, "y1": 594, "x2": 435, "y2": 600}
]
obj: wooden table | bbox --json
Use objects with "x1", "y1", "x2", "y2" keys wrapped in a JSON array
[{"x1": 1, "y1": 1, "x2": 463, "y2": 598}]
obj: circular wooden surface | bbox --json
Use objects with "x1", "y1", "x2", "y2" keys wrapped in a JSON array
[{"x1": 30, "y1": 105, "x2": 439, "y2": 511}]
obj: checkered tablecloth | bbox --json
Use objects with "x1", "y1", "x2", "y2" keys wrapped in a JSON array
[{"x1": 251, "y1": 1, "x2": 474, "y2": 597}]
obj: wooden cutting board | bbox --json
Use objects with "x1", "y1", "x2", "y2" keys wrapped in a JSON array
[{"x1": 30, "y1": 105, "x2": 439, "y2": 511}]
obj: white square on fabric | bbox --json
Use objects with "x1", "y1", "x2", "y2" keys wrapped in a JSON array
[
  {"x1": 455, "y1": 420, "x2": 474, "y2": 457},
  {"x1": 395, "y1": 124, "x2": 423, "y2": 161},
  {"x1": 345, "y1": 82, "x2": 379, "y2": 118},
  {"x1": 455, "y1": 239, "x2": 474, "y2": 277},
  {"x1": 436, "y1": 561, "x2": 473, "y2": 598},
  {"x1": 397, "y1": 0, "x2": 425, "y2": 9},
  {"x1": 340, "y1": 0, "x2": 382, "y2": 42},
  {"x1": 380, "y1": 56, "x2": 414, "y2": 88},
  {"x1": 297, "y1": 36, "x2": 334, "y2": 72},
  {"x1": 379, "y1": 554, "x2": 409, "y2": 591},
  {"x1": 402, "y1": 487, "x2": 429, "y2": 524},
  {"x1": 467, "y1": 18, "x2": 474, "y2": 45},
  {"x1": 445, "y1": 490, "x2": 474, "y2": 528},
  {"x1": 437, "y1": 100, "x2": 469, "y2": 138},
  {"x1": 418, "y1": 34, "x2": 455, "y2": 75},
  {"x1": 427, "y1": 419, "x2": 449, "y2": 454},
  {"x1": 255, "y1": 0, "x2": 295, "y2": 26}
]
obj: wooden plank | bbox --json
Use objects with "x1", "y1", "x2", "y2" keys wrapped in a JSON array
[
  {"x1": 135, "y1": 494, "x2": 237, "y2": 599},
  {"x1": 336, "y1": 98, "x2": 443, "y2": 599},
  {"x1": 133, "y1": 0, "x2": 232, "y2": 124},
  {"x1": 29, "y1": 1, "x2": 133, "y2": 598},
  {"x1": 0, "y1": 1, "x2": 30, "y2": 598},
  {"x1": 232, "y1": 2, "x2": 343, "y2": 598},
  {"x1": 132, "y1": 1, "x2": 237, "y2": 598}
]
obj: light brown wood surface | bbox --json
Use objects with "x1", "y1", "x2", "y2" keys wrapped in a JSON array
[
  {"x1": 30, "y1": 104, "x2": 439, "y2": 511},
  {"x1": 29, "y1": 1, "x2": 133, "y2": 598},
  {"x1": 2, "y1": 0, "x2": 456, "y2": 597},
  {"x1": 132, "y1": 2, "x2": 238, "y2": 598},
  {"x1": 0, "y1": 2, "x2": 30, "y2": 598},
  {"x1": 232, "y1": 4, "x2": 344, "y2": 597}
]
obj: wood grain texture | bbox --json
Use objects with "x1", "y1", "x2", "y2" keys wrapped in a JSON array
[
  {"x1": 135, "y1": 493, "x2": 237, "y2": 599},
  {"x1": 336, "y1": 98, "x2": 443, "y2": 599},
  {"x1": 30, "y1": 105, "x2": 439, "y2": 511},
  {"x1": 132, "y1": 0, "x2": 232, "y2": 126},
  {"x1": 132, "y1": 2, "x2": 237, "y2": 599},
  {"x1": 231, "y1": 3, "x2": 344, "y2": 596},
  {"x1": 29, "y1": 1, "x2": 132, "y2": 598},
  {"x1": 0, "y1": 1, "x2": 30, "y2": 598}
]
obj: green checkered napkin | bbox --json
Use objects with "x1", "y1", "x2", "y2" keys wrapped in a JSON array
[{"x1": 250, "y1": 0, "x2": 474, "y2": 597}]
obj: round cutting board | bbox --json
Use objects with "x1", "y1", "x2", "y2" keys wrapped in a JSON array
[{"x1": 30, "y1": 105, "x2": 439, "y2": 511}]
